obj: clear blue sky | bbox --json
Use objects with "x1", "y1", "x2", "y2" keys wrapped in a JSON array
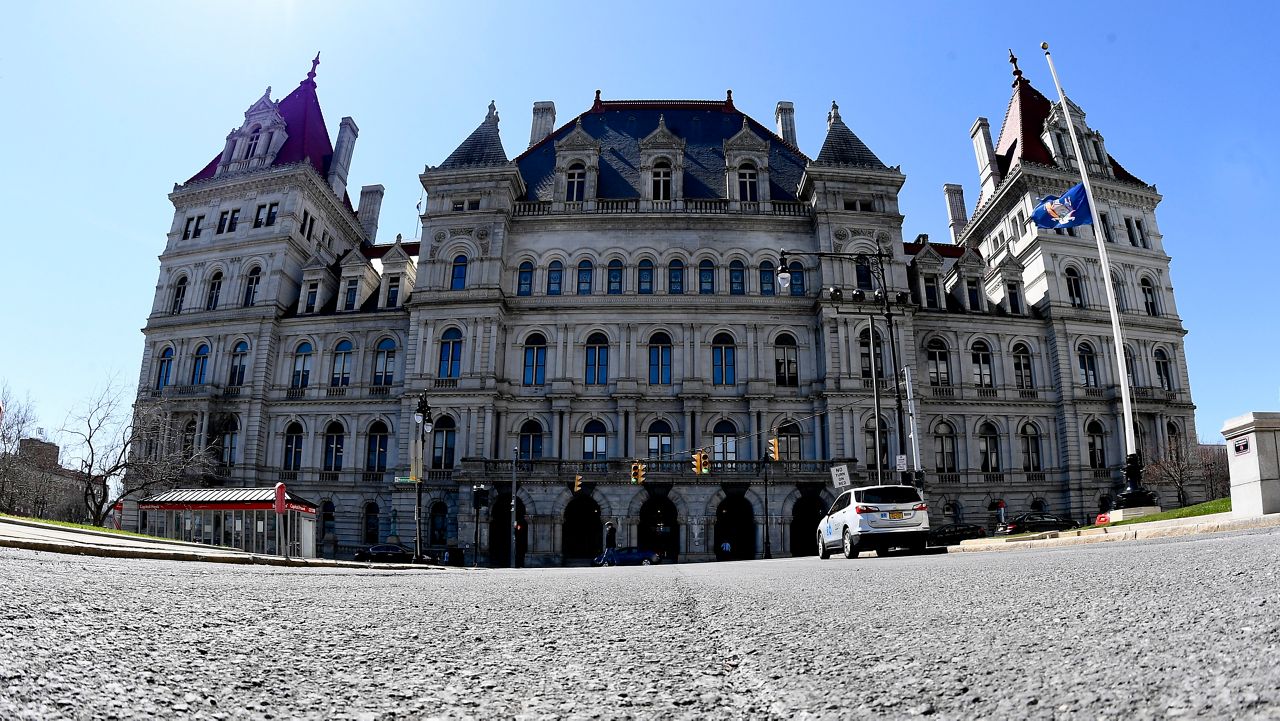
[{"x1": 2, "y1": 1, "x2": 1274, "y2": 443}]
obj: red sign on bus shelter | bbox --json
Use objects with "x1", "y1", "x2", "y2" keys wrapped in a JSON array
[{"x1": 274, "y1": 482, "x2": 286, "y2": 515}]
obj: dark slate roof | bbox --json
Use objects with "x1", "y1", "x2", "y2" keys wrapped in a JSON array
[
  {"x1": 515, "y1": 95, "x2": 810, "y2": 202},
  {"x1": 904, "y1": 240, "x2": 976, "y2": 259},
  {"x1": 813, "y1": 102, "x2": 886, "y2": 168},
  {"x1": 439, "y1": 102, "x2": 510, "y2": 169}
]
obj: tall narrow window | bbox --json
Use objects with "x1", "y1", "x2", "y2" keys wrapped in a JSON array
[
  {"x1": 778, "y1": 422, "x2": 802, "y2": 461},
  {"x1": 366, "y1": 421, "x2": 389, "y2": 472},
  {"x1": 759, "y1": 261, "x2": 775, "y2": 296},
  {"x1": 519, "y1": 420, "x2": 544, "y2": 460},
  {"x1": 1125, "y1": 217, "x2": 1138, "y2": 246},
  {"x1": 331, "y1": 340, "x2": 352, "y2": 387},
  {"x1": 182, "y1": 420, "x2": 197, "y2": 457},
  {"x1": 431, "y1": 417, "x2": 457, "y2": 469},
  {"x1": 430, "y1": 502, "x2": 448, "y2": 545},
  {"x1": 607, "y1": 260, "x2": 623, "y2": 294},
  {"x1": 638, "y1": 260, "x2": 654, "y2": 294},
  {"x1": 924, "y1": 276, "x2": 940, "y2": 309},
  {"x1": 1020, "y1": 424, "x2": 1042, "y2": 472},
  {"x1": 577, "y1": 260, "x2": 593, "y2": 295},
  {"x1": 1065, "y1": 267, "x2": 1086, "y2": 308},
  {"x1": 155, "y1": 347, "x2": 174, "y2": 390},
  {"x1": 1012, "y1": 343, "x2": 1034, "y2": 389},
  {"x1": 217, "y1": 417, "x2": 239, "y2": 466},
  {"x1": 648, "y1": 332, "x2": 672, "y2": 385},
  {"x1": 362, "y1": 503, "x2": 379, "y2": 545},
  {"x1": 206, "y1": 272, "x2": 223, "y2": 310},
  {"x1": 517, "y1": 261, "x2": 534, "y2": 296},
  {"x1": 386, "y1": 276, "x2": 400, "y2": 307},
  {"x1": 927, "y1": 339, "x2": 951, "y2": 386},
  {"x1": 859, "y1": 328, "x2": 883, "y2": 380},
  {"x1": 787, "y1": 262, "x2": 806, "y2": 296},
  {"x1": 774, "y1": 334, "x2": 799, "y2": 387},
  {"x1": 934, "y1": 422, "x2": 957, "y2": 473},
  {"x1": 1087, "y1": 421, "x2": 1107, "y2": 469},
  {"x1": 522, "y1": 334, "x2": 546, "y2": 386},
  {"x1": 437, "y1": 329, "x2": 462, "y2": 379},
  {"x1": 698, "y1": 260, "x2": 715, "y2": 294},
  {"x1": 244, "y1": 128, "x2": 261, "y2": 158},
  {"x1": 228, "y1": 341, "x2": 248, "y2": 387},
  {"x1": 1140, "y1": 278, "x2": 1159, "y2": 316},
  {"x1": 227, "y1": 208, "x2": 240, "y2": 233},
  {"x1": 712, "y1": 420, "x2": 738, "y2": 462},
  {"x1": 1006, "y1": 282, "x2": 1022, "y2": 314},
  {"x1": 1078, "y1": 342, "x2": 1098, "y2": 387},
  {"x1": 582, "y1": 419, "x2": 607, "y2": 460},
  {"x1": 566, "y1": 163, "x2": 586, "y2": 202},
  {"x1": 652, "y1": 161, "x2": 672, "y2": 201},
  {"x1": 291, "y1": 342, "x2": 313, "y2": 389},
  {"x1": 323, "y1": 421, "x2": 345, "y2": 472},
  {"x1": 283, "y1": 422, "x2": 303, "y2": 471},
  {"x1": 547, "y1": 261, "x2": 563, "y2": 296},
  {"x1": 451, "y1": 256, "x2": 468, "y2": 291},
  {"x1": 171, "y1": 277, "x2": 187, "y2": 315},
  {"x1": 668, "y1": 260, "x2": 684, "y2": 294},
  {"x1": 266, "y1": 202, "x2": 279, "y2": 226},
  {"x1": 585, "y1": 333, "x2": 609, "y2": 385},
  {"x1": 855, "y1": 258, "x2": 874, "y2": 291},
  {"x1": 304, "y1": 282, "x2": 318, "y2": 313},
  {"x1": 1124, "y1": 346, "x2": 1137, "y2": 388},
  {"x1": 647, "y1": 420, "x2": 673, "y2": 458},
  {"x1": 966, "y1": 279, "x2": 984, "y2": 311},
  {"x1": 971, "y1": 340, "x2": 993, "y2": 388},
  {"x1": 1154, "y1": 349, "x2": 1174, "y2": 391},
  {"x1": 343, "y1": 278, "x2": 359, "y2": 311},
  {"x1": 190, "y1": 344, "x2": 209, "y2": 385},
  {"x1": 729, "y1": 260, "x2": 745, "y2": 295},
  {"x1": 1135, "y1": 219, "x2": 1149, "y2": 248},
  {"x1": 254, "y1": 204, "x2": 268, "y2": 228},
  {"x1": 1112, "y1": 275, "x2": 1128, "y2": 312},
  {"x1": 242, "y1": 267, "x2": 261, "y2": 307},
  {"x1": 373, "y1": 338, "x2": 397, "y2": 386},
  {"x1": 737, "y1": 163, "x2": 758, "y2": 202},
  {"x1": 1100, "y1": 212, "x2": 1114, "y2": 243},
  {"x1": 978, "y1": 422, "x2": 1001, "y2": 473},
  {"x1": 864, "y1": 418, "x2": 889, "y2": 470},
  {"x1": 712, "y1": 332, "x2": 736, "y2": 385}
]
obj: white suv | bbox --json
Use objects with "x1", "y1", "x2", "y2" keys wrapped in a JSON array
[{"x1": 817, "y1": 485, "x2": 930, "y2": 559}]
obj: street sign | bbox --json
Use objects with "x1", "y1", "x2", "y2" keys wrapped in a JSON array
[
  {"x1": 394, "y1": 476, "x2": 416, "y2": 484},
  {"x1": 896, "y1": 455, "x2": 908, "y2": 472},
  {"x1": 830, "y1": 464, "x2": 850, "y2": 488}
]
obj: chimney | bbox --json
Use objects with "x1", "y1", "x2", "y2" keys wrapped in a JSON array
[
  {"x1": 328, "y1": 116, "x2": 359, "y2": 198},
  {"x1": 943, "y1": 184, "x2": 969, "y2": 242},
  {"x1": 357, "y1": 185, "x2": 384, "y2": 242},
  {"x1": 529, "y1": 101, "x2": 556, "y2": 148},
  {"x1": 970, "y1": 116, "x2": 1001, "y2": 202},
  {"x1": 775, "y1": 101, "x2": 797, "y2": 147}
]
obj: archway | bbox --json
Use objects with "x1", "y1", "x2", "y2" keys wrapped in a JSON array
[
  {"x1": 562, "y1": 494, "x2": 603, "y2": 562},
  {"x1": 714, "y1": 493, "x2": 756, "y2": 561},
  {"x1": 639, "y1": 494, "x2": 680, "y2": 562},
  {"x1": 488, "y1": 494, "x2": 528, "y2": 568},
  {"x1": 788, "y1": 493, "x2": 826, "y2": 557}
]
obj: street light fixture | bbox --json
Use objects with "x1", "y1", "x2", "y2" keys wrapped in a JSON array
[{"x1": 412, "y1": 394, "x2": 433, "y2": 563}]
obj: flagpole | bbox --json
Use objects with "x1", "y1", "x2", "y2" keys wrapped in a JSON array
[{"x1": 1041, "y1": 42, "x2": 1152, "y2": 505}]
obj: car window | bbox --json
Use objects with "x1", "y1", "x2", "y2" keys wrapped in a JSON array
[
  {"x1": 860, "y1": 486, "x2": 923, "y2": 504},
  {"x1": 828, "y1": 493, "x2": 849, "y2": 515}
]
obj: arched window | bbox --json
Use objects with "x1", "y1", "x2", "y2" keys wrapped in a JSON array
[
  {"x1": 1167, "y1": 421, "x2": 1183, "y2": 462},
  {"x1": 182, "y1": 419, "x2": 197, "y2": 456},
  {"x1": 365, "y1": 421, "x2": 389, "y2": 472},
  {"x1": 577, "y1": 260, "x2": 593, "y2": 295},
  {"x1": 759, "y1": 260, "x2": 775, "y2": 296},
  {"x1": 1065, "y1": 267, "x2": 1086, "y2": 308},
  {"x1": 242, "y1": 266, "x2": 261, "y2": 307},
  {"x1": 1154, "y1": 348, "x2": 1174, "y2": 391},
  {"x1": 971, "y1": 340, "x2": 994, "y2": 388},
  {"x1": 171, "y1": 276, "x2": 188, "y2": 315},
  {"x1": 517, "y1": 261, "x2": 533, "y2": 296},
  {"x1": 585, "y1": 332, "x2": 609, "y2": 385},
  {"x1": 860, "y1": 328, "x2": 884, "y2": 380},
  {"x1": 243, "y1": 127, "x2": 261, "y2": 158},
  {"x1": 431, "y1": 416, "x2": 456, "y2": 469},
  {"x1": 979, "y1": 422, "x2": 1001, "y2": 473},
  {"x1": 228, "y1": 341, "x2": 249, "y2": 387},
  {"x1": 438, "y1": 329, "x2": 462, "y2": 379},
  {"x1": 323, "y1": 421, "x2": 345, "y2": 472},
  {"x1": 787, "y1": 261, "x2": 806, "y2": 296},
  {"x1": 1078, "y1": 342, "x2": 1098, "y2": 387},
  {"x1": 373, "y1": 338, "x2": 396, "y2": 386},
  {"x1": 712, "y1": 332, "x2": 736, "y2": 385},
  {"x1": 864, "y1": 417, "x2": 889, "y2": 470},
  {"x1": 638, "y1": 259, "x2": 654, "y2": 294},
  {"x1": 927, "y1": 339, "x2": 951, "y2": 387},
  {"x1": 283, "y1": 422, "x2": 303, "y2": 471},
  {"x1": 582, "y1": 419, "x2": 607, "y2": 460},
  {"x1": 934, "y1": 422, "x2": 957, "y2": 473},
  {"x1": 778, "y1": 422, "x2": 802, "y2": 461},
  {"x1": 1124, "y1": 346, "x2": 1137, "y2": 388},
  {"x1": 668, "y1": 260, "x2": 684, "y2": 294},
  {"x1": 854, "y1": 258, "x2": 874, "y2": 291},
  {"x1": 1020, "y1": 423, "x2": 1042, "y2": 472},
  {"x1": 362, "y1": 502, "x2": 380, "y2": 545},
  {"x1": 1012, "y1": 343, "x2": 1034, "y2": 390},
  {"x1": 519, "y1": 420, "x2": 544, "y2": 460},
  {"x1": 429, "y1": 501, "x2": 448, "y2": 546},
  {"x1": 450, "y1": 255, "x2": 468, "y2": 291},
  {"x1": 729, "y1": 260, "x2": 745, "y2": 295},
  {"x1": 647, "y1": 420, "x2": 672, "y2": 458},
  {"x1": 737, "y1": 163, "x2": 758, "y2": 202},
  {"x1": 774, "y1": 333, "x2": 798, "y2": 387},
  {"x1": 522, "y1": 333, "x2": 546, "y2": 386},
  {"x1": 291, "y1": 342, "x2": 313, "y2": 389},
  {"x1": 1140, "y1": 277, "x2": 1160, "y2": 317},
  {"x1": 205, "y1": 272, "x2": 223, "y2": 311},
  {"x1": 547, "y1": 261, "x2": 563, "y2": 296},
  {"x1": 566, "y1": 162, "x2": 586, "y2": 202},
  {"x1": 1087, "y1": 420, "x2": 1107, "y2": 469},
  {"x1": 648, "y1": 332, "x2": 672, "y2": 385},
  {"x1": 1112, "y1": 274, "x2": 1128, "y2": 312},
  {"x1": 698, "y1": 259, "x2": 715, "y2": 294},
  {"x1": 607, "y1": 259, "x2": 623, "y2": 295},
  {"x1": 712, "y1": 420, "x2": 737, "y2": 462},
  {"x1": 331, "y1": 340, "x2": 352, "y2": 387},
  {"x1": 155, "y1": 347, "x2": 174, "y2": 390},
  {"x1": 190, "y1": 344, "x2": 209, "y2": 385},
  {"x1": 652, "y1": 160, "x2": 672, "y2": 201},
  {"x1": 1030, "y1": 498, "x2": 1046, "y2": 512}
]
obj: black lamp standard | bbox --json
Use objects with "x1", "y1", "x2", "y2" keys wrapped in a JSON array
[{"x1": 412, "y1": 394, "x2": 434, "y2": 563}]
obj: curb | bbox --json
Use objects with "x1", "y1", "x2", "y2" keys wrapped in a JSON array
[
  {"x1": 948, "y1": 513, "x2": 1280, "y2": 553},
  {"x1": 0, "y1": 515, "x2": 242, "y2": 552}
]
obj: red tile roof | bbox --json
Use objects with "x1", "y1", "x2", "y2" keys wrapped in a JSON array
[{"x1": 903, "y1": 241, "x2": 976, "y2": 259}]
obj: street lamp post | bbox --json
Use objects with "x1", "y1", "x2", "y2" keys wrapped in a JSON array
[
  {"x1": 510, "y1": 445, "x2": 519, "y2": 569},
  {"x1": 762, "y1": 457, "x2": 772, "y2": 559},
  {"x1": 412, "y1": 394, "x2": 434, "y2": 564},
  {"x1": 471, "y1": 482, "x2": 487, "y2": 568}
]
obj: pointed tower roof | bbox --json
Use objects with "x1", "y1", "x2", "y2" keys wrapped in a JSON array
[
  {"x1": 814, "y1": 101, "x2": 886, "y2": 168},
  {"x1": 438, "y1": 101, "x2": 510, "y2": 169}
]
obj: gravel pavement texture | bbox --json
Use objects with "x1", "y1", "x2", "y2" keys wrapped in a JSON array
[{"x1": 2, "y1": 528, "x2": 1279, "y2": 719}]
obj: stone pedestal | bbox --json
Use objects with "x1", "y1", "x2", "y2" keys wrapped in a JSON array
[
  {"x1": 1108, "y1": 506, "x2": 1160, "y2": 522},
  {"x1": 1221, "y1": 412, "x2": 1280, "y2": 517}
]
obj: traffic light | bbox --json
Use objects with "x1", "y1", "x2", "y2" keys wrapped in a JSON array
[
  {"x1": 692, "y1": 450, "x2": 711, "y2": 475},
  {"x1": 767, "y1": 437, "x2": 780, "y2": 462},
  {"x1": 630, "y1": 462, "x2": 641, "y2": 484},
  {"x1": 573, "y1": 475, "x2": 583, "y2": 493},
  {"x1": 636, "y1": 463, "x2": 647, "y2": 485}
]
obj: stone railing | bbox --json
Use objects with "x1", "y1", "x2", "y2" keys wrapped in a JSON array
[{"x1": 511, "y1": 199, "x2": 811, "y2": 218}]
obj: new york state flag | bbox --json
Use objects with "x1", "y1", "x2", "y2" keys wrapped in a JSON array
[{"x1": 1032, "y1": 183, "x2": 1094, "y2": 229}]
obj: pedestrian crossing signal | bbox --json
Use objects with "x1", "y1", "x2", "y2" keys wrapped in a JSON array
[
  {"x1": 767, "y1": 437, "x2": 780, "y2": 462},
  {"x1": 573, "y1": 475, "x2": 583, "y2": 493}
]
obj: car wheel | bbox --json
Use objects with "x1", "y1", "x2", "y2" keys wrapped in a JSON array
[
  {"x1": 842, "y1": 529, "x2": 858, "y2": 559},
  {"x1": 817, "y1": 531, "x2": 830, "y2": 560},
  {"x1": 641, "y1": 559, "x2": 652, "y2": 566}
]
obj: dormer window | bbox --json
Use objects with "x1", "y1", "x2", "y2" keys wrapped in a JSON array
[
  {"x1": 652, "y1": 161, "x2": 672, "y2": 201},
  {"x1": 343, "y1": 279, "x2": 359, "y2": 311},
  {"x1": 244, "y1": 127, "x2": 261, "y2": 159},
  {"x1": 737, "y1": 164, "x2": 758, "y2": 202},
  {"x1": 304, "y1": 282, "x2": 318, "y2": 313},
  {"x1": 923, "y1": 275, "x2": 940, "y2": 309},
  {"x1": 566, "y1": 163, "x2": 586, "y2": 202},
  {"x1": 1007, "y1": 282, "x2": 1023, "y2": 314},
  {"x1": 386, "y1": 276, "x2": 400, "y2": 307},
  {"x1": 966, "y1": 279, "x2": 984, "y2": 312}
]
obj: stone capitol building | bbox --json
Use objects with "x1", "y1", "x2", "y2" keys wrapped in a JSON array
[{"x1": 135, "y1": 56, "x2": 1198, "y2": 564}]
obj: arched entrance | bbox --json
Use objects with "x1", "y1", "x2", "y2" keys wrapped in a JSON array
[
  {"x1": 562, "y1": 494, "x2": 602, "y2": 563},
  {"x1": 488, "y1": 494, "x2": 528, "y2": 567},
  {"x1": 714, "y1": 492, "x2": 756, "y2": 561},
  {"x1": 789, "y1": 493, "x2": 826, "y2": 557},
  {"x1": 639, "y1": 494, "x2": 680, "y2": 562}
]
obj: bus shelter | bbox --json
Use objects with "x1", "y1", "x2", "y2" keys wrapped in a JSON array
[{"x1": 138, "y1": 488, "x2": 317, "y2": 557}]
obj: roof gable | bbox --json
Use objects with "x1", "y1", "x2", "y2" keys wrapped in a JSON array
[{"x1": 438, "y1": 102, "x2": 510, "y2": 169}]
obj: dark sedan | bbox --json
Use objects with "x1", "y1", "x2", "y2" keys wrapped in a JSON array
[
  {"x1": 996, "y1": 513, "x2": 1078, "y2": 535},
  {"x1": 354, "y1": 544, "x2": 416, "y2": 563},
  {"x1": 593, "y1": 546, "x2": 660, "y2": 567},
  {"x1": 927, "y1": 523, "x2": 988, "y2": 546}
]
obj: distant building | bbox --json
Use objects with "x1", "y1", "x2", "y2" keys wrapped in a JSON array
[
  {"x1": 135, "y1": 56, "x2": 1196, "y2": 565},
  {"x1": 0, "y1": 438, "x2": 86, "y2": 522}
]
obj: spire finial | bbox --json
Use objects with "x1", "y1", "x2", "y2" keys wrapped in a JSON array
[
  {"x1": 594, "y1": 89, "x2": 601, "y2": 103},
  {"x1": 726, "y1": 89, "x2": 734, "y2": 106},
  {"x1": 486, "y1": 100, "x2": 497, "y2": 123},
  {"x1": 828, "y1": 100, "x2": 841, "y2": 127},
  {"x1": 309, "y1": 52, "x2": 320, "y2": 80},
  {"x1": 1008, "y1": 48, "x2": 1023, "y2": 84}
]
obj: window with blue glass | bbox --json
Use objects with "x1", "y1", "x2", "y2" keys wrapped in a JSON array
[
  {"x1": 585, "y1": 332, "x2": 609, "y2": 385},
  {"x1": 373, "y1": 338, "x2": 396, "y2": 386},
  {"x1": 577, "y1": 260, "x2": 593, "y2": 295},
  {"x1": 450, "y1": 255, "x2": 468, "y2": 291},
  {"x1": 366, "y1": 421, "x2": 389, "y2": 472},
  {"x1": 437, "y1": 329, "x2": 462, "y2": 379},
  {"x1": 712, "y1": 332, "x2": 736, "y2": 385},
  {"x1": 547, "y1": 261, "x2": 563, "y2": 296},
  {"x1": 788, "y1": 261, "x2": 806, "y2": 296},
  {"x1": 582, "y1": 419, "x2": 607, "y2": 460},
  {"x1": 330, "y1": 340, "x2": 352, "y2": 387},
  {"x1": 291, "y1": 342, "x2": 312, "y2": 388},
  {"x1": 517, "y1": 261, "x2": 533, "y2": 296},
  {"x1": 607, "y1": 260, "x2": 623, "y2": 294},
  {"x1": 522, "y1": 334, "x2": 546, "y2": 386},
  {"x1": 519, "y1": 420, "x2": 544, "y2": 459},
  {"x1": 855, "y1": 259, "x2": 874, "y2": 290},
  {"x1": 699, "y1": 260, "x2": 715, "y2": 294},
  {"x1": 647, "y1": 420, "x2": 673, "y2": 458},
  {"x1": 759, "y1": 261, "x2": 775, "y2": 296},
  {"x1": 668, "y1": 260, "x2": 684, "y2": 294},
  {"x1": 155, "y1": 347, "x2": 174, "y2": 390},
  {"x1": 228, "y1": 341, "x2": 248, "y2": 387},
  {"x1": 323, "y1": 421, "x2": 345, "y2": 472},
  {"x1": 729, "y1": 260, "x2": 745, "y2": 295},
  {"x1": 638, "y1": 260, "x2": 654, "y2": 294},
  {"x1": 431, "y1": 416, "x2": 456, "y2": 469},
  {"x1": 648, "y1": 332, "x2": 672, "y2": 385},
  {"x1": 283, "y1": 422, "x2": 303, "y2": 471},
  {"x1": 190, "y1": 344, "x2": 209, "y2": 385}
]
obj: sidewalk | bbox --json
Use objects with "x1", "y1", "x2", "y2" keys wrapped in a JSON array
[
  {"x1": 0, "y1": 516, "x2": 445, "y2": 571},
  {"x1": 950, "y1": 511, "x2": 1280, "y2": 553}
]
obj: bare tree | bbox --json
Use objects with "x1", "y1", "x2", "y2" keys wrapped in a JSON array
[
  {"x1": 60, "y1": 380, "x2": 214, "y2": 526},
  {"x1": 1197, "y1": 443, "x2": 1230, "y2": 500},
  {"x1": 0, "y1": 382, "x2": 39, "y2": 515},
  {"x1": 1143, "y1": 434, "x2": 1204, "y2": 507}
]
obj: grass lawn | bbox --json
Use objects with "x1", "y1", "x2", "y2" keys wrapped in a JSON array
[
  {"x1": 0, "y1": 513, "x2": 161, "y2": 540},
  {"x1": 1093, "y1": 497, "x2": 1232, "y2": 529}
]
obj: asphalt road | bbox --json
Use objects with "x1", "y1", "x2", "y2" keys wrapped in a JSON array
[{"x1": 2, "y1": 529, "x2": 1278, "y2": 719}]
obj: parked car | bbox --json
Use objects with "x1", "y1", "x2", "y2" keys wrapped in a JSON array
[
  {"x1": 927, "y1": 523, "x2": 987, "y2": 546},
  {"x1": 996, "y1": 513, "x2": 1078, "y2": 535},
  {"x1": 354, "y1": 544, "x2": 416, "y2": 563},
  {"x1": 593, "y1": 546, "x2": 660, "y2": 566},
  {"x1": 816, "y1": 485, "x2": 930, "y2": 559}
]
